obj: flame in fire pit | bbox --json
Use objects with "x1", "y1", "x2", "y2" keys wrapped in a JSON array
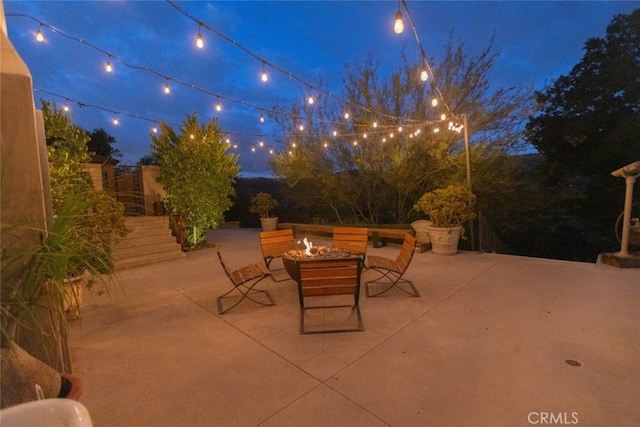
[{"x1": 303, "y1": 237, "x2": 313, "y2": 256}]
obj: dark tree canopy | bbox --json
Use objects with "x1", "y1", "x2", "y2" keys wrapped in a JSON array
[
  {"x1": 525, "y1": 9, "x2": 640, "y2": 181},
  {"x1": 87, "y1": 128, "x2": 121, "y2": 160}
]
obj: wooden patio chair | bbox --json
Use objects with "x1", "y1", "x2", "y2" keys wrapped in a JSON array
[
  {"x1": 298, "y1": 258, "x2": 364, "y2": 334},
  {"x1": 215, "y1": 247, "x2": 275, "y2": 314},
  {"x1": 365, "y1": 233, "x2": 419, "y2": 297},
  {"x1": 259, "y1": 229, "x2": 295, "y2": 281},
  {"x1": 332, "y1": 226, "x2": 368, "y2": 265}
]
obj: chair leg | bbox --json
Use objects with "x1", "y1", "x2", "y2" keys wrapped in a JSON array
[
  {"x1": 217, "y1": 277, "x2": 275, "y2": 314},
  {"x1": 300, "y1": 303, "x2": 364, "y2": 334},
  {"x1": 365, "y1": 269, "x2": 420, "y2": 297}
]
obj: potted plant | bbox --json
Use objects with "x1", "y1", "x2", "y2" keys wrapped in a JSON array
[
  {"x1": 413, "y1": 184, "x2": 476, "y2": 255},
  {"x1": 1, "y1": 192, "x2": 117, "y2": 408},
  {"x1": 249, "y1": 192, "x2": 279, "y2": 231}
]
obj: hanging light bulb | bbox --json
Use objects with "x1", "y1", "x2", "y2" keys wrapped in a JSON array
[
  {"x1": 259, "y1": 141, "x2": 264, "y2": 147},
  {"x1": 420, "y1": 69, "x2": 428, "y2": 82},
  {"x1": 434, "y1": 127, "x2": 440, "y2": 133},
  {"x1": 333, "y1": 130, "x2": 337, "y2": 136},
  {"x1": 259, "y1": 113, "x2": 265, "y2": 123},
  {"x1": 440, "y1": 113, "x2": 447, "y2": 121},
  {"x1": 251, "y1": 147, "x2": 256, "y2": 152},
  {"x1": 308, "y1": 92, "x2": 314, "y2": 105},
  {"x1": 112, "y1": 117, "x2": 119, "y2": 125},
  {"x1": 344, "y1": 112, "x2": 350, "y2": 120},
  {"x1": 215, "y1": 98, "x2": 222, "y2": 112},
  {"x1": 164, "y1": 81, "x2": 170, "y2": 94},
  {"x1": 394, "y1": 10, "x2": 404, "y2": 34},
  {"x1": 373, "y1": 121, "x2": 378, "y2": 128},
  {"x1": 431, "y1": 98, "x2": 438, "y2": 107},
  {"x1": 225, "y1": 138, "x2": 231, "y2": 144},
  {"x1": 398, "y1": 126, "x2": 403, "y2": 132},
  {"x1": 105, "y1": 57, "x2": 113, "y2": 73},
  {"x1": 363, "y1": 133, "x2": 367, "y2": 139},
  {"x1": 299, "y1": 124, "x2": 304, "y2": 131},
  {"x1": 261, "y1": 63, "x2": 268, "y2": 82},
  {"x1": 196, "y1": 24, "x2": 204, "y2": 48},
  {"x1": 63, "y1": 102, "x2": 70, "y2": 112},
  {"x1": 152, "y1": 126, "x2": 158, "y2": 133},
  {"x1": 35, "y1": 24, "x2": 44, "y2": 42}
]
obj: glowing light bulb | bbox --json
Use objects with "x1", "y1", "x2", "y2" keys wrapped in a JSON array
[
  {"x1": 440, "y1": 113, "x2": 447, "y2": 121},
  {"x1": 259, "y1": 141, "x2": 264, "y2": 147},
  {"x1": 363, "y1": 133, "x2": 367, "y2": 138},
  {"x1": 269, "y1": 149, "x2": 274, "y2": 154},
  {"x1": 308, "y1": 94, "x2": 314, "y2": 105},
  {"x1": 251, "y1": 147, "x2": 256, "y2": 152},
  {"x1": 390, "y1": 133, "x2": 394, "y2": 138},
  {"x1": 35, "y1": 25, "x2": 44, "y2": 42},
  {"x1": 226, "y1": 138, "x2": 230, "y2": 143},
  {"x1": 164, "y1": 82, "x2": 170, "y2": 94},
  {"x1": 394, "y1": 10, "x2": 404, "y2": 34},
  {"x1": 344, "y1": 112, "x2": 350, "y2": 120},
  {"x1": 353, "y1": 141, "x2": 358, "y2": 146},
  {"x1": 260, "y1": 113, "x2": 265, "y2": 123},
  {"x1": 152, "y1": 126, "x2": 158, "y2": 133},
  {"x1": 323, "y1": 142, "x2": 328, "y2": 148},
  {"x1": 398, "y1": 126, "x2": 403, "y2": 132},
  {"x1": 420, "y1": 69, "x2": 428, "y2": 81},
  {"x1": 431, "y1": 98, "x2": 438, "y2": 107},
  {"x1": 63, "y1": 104, "x2": 70, "y2": 112},
  {"x1": 196, "y1": 24, "x2": 204, "y2": 48},
  {"x1": 215, "y1": 101, "x2": 222, "y2": 112},
  {"x1": 113, "y1": 117, "x2": 119, "y2": 125},
  {"x1": 373, "y1": 121, "x2": 378, "y2": 128},
  {"x1": 299, "y1": 124, "x2": 304, "y2": 131},
  {"x1": 382, "y1": 138, "x2": 387, "y2": 143},
  {"x1": 292, "y1": 143, "x2": 297, "y2": 148},
  {"x1": 434, "y1": 127, "x2": 440, "y2": 133},
  {"x1": 333, "y1": 130, "x2": 338, "y2": 136},
  {"x1": 105, "y1": 61, "x2": 113, "y2": 73},
  {"x1": 261, "y1": 66, "x2": 268, "y2": 82}
]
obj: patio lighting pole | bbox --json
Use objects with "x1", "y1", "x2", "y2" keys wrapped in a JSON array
[{"x1": 462, "y1": 114, "x2": 476, "y2": 251}]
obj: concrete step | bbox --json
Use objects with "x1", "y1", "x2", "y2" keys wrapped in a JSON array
[{"x1": 112, "y1": 216, "x2": 185, "y2": 270}]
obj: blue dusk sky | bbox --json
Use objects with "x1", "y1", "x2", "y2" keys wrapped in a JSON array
[{"x1": 4, "y1": 1, "x2": 639, "y2": 176}]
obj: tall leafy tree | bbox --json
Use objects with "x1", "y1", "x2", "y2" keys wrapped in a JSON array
[
  {"x1": 526, "y1": 9, "x2": 640, "y2": 180},
  {"x1": 270, "y1": 38, "x2": 533, "y2": 225},
  {"x1": 87, "y1": 128, "x2": 121, "y2": 160},
  {"x1": 525, "y1": 9, "x2": 640, "y2": 259},
  {"x1": 151, "y1": 113, "x2": 240, "y2": 247}
]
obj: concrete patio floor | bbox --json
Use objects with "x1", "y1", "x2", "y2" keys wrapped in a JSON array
[{"x1": 68, "y1": 228, "x2": 640, "y2": 426}]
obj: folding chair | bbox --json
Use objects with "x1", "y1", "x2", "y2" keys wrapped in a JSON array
[
  {"x1": 259, "y1": 229, "x2": 295, "y2": 281},
  {"x1": 365, "y1": 233, "x2": 419, "y2": 297},
  {"x1": 298, "y1": 258, "x2": 364, "y2": 334},
  {"x1": 332, "y1": 226, "x2": 368, "y2": 265},
  {"x1": 215, "y1": 247, "x2": 275, "y2": 314}
]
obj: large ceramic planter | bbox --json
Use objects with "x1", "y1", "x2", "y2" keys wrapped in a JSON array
[
  {"x1": 260, "y1": 217, "x2": 279, "y2": 232},
  {"x1": 427, "y1": 226, "x2": 461, "y2": 255}
]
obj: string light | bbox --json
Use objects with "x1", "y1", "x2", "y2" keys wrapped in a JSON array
[
  {"x1": 164, "y1": 81, "x2": 170, "y2": 94},
  {"x1": 307, "y1": 91, "x2": 314, "y2": 105},
  {"x1": 196, "y1": 23, "x2": 204, "y2": 48},
  {"x1": 112, "y1": 117, "x2": 119, "y2": 125},
  {"x1": 259, "y1": 113, "x2": 265, "y2": 123},
  {"x1": 152, "y1": 126, "x2": 158, "y2": 133},
  {"x1": 35, "y1": 23, "x2": 44, "y2": 42},
  {"x1": 431, "y1": 98, "x2": 438, "y2": 107},
  {"x1": 215, "y1": 98, "x2": 222, "y2": 112},
  {"x1": 105, "y1": 55, "x2": 113, "y2": 73},
  {"x1": 261, "y1": 63, "x2": 268, "y2": 82},
  {"x1": 344, "y1": 112, "x2": 350, "y2": 120},
  {"x1": 393, "y1": 1, "x2": 404, "y2": 34},
  {"x1": 420, "y1": 69, "x2": 428, "y2": 82}
]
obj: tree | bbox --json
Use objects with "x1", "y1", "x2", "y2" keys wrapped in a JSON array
[
  {"x1": 151, "y1": 113, "x2": 240, "y2": 248},
  {"x1": 526, "y1": 9, "x2": 640, "y2": 181},
  {"x1": 87, "y1": 128, "x2": 121, "y2": 160},
  {"x1": 269, "y1": 38, "x2": 533, "y2": 226},
  {"x1": 524, "y1": 10, "x2": 640, "y2": 260}
]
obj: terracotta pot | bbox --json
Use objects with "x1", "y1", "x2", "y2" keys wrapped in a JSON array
[{"x1": 427, "y1": 226, "x2": 461, "y2": 255}]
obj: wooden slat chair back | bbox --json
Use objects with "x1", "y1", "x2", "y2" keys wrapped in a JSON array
[
  {"x1": 332, "y1": 227, "x2": 368, "y2": 264},
  {"x1": 298, "y1": 258, "x2": 364, "y2": 334},
  {"x1": 365, "y1": 233, "x2": 420, "y2": 297},
  {"x1": 259, "y1": 229, "x2": 295, "y2": 280},
  {"x1": 215, "y1": 247, "x2": 275, "y2": 314}
]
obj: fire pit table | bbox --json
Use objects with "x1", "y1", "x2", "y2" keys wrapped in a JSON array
[{"x1": 283, "y1": 246, "x2": 357, "y2": 284}]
